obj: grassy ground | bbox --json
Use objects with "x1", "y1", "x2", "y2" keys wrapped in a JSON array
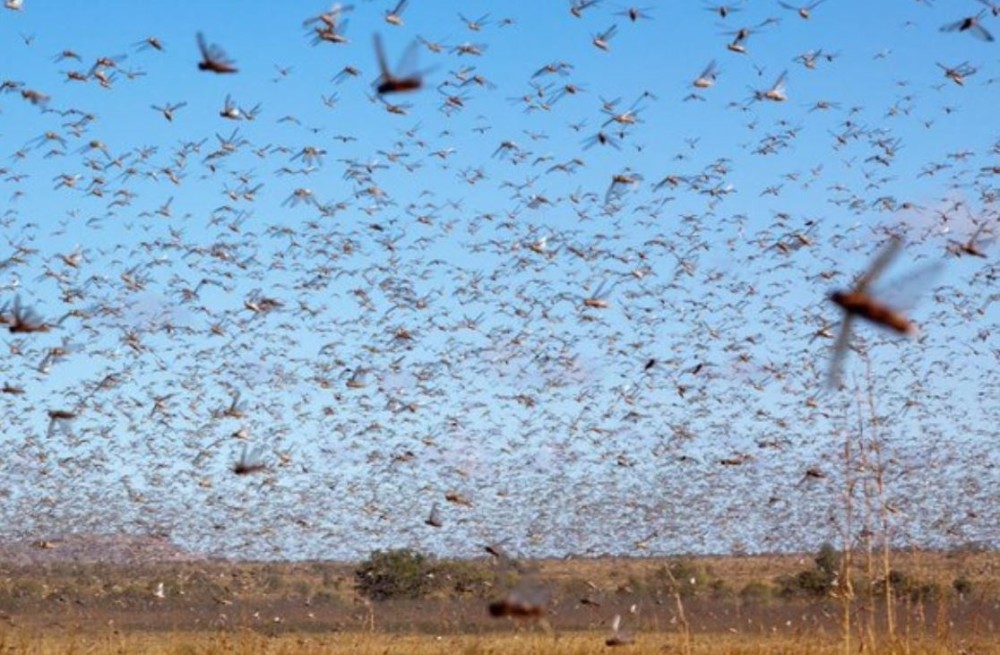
[
  {"x1": 0, "y1": 549, "x2": 995, "y2": 653},
  {"x1": 1, "y1": 549, "x2": 994, "y2": 610},
  {"x1": 0, "y1": 628, "x2": 995, "y2": 655}
]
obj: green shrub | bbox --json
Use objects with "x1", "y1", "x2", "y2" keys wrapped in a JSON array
[
  {"x1": 435, "y1": 561, "x2": 496, "y2": 597},
  {"x1": 779, "y1": 543, "x2": 842, "y2": 598},
  {"x1": 709, "y1": 578, "x2": 734, "y2": 600},
  {"x1": 814, "y1": 543, "x2": 841, "y2": 580},
  {"x1": 740, "y1": 580, "x2": 774, "y2": 603},
  {"x1": 879, "y1": 570, "x2": 940, "y2": 602},
  {"x1": 354, "y1": 548, "x2": 436, "y2": 601},
  {"x1": 797, "y1": 568, "x2": 834, "y2": 596},
  {"x1": 953, "y1": 576, "x2": 972, "y2": 598},
  {"x1": 652, "y1": 557, "x2": 715, "y2": 598},
  {"x1": 912, "y1": 581, "x2": 941, "y2": 602}
]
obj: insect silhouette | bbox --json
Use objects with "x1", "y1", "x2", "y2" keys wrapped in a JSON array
[
  {"x1": 425, "y1": 502, "x2": 443, "y2": 527},
  {"x1": 940, "y1": 10, "x2": 994, "y2": 41},
  {"x1": 233, "y1": 444, "x2": 268, "y2": 475},
  {"x1": 373, "y1": 34, "x2": 423, "y2": 94},
  {"x1": 385, "y1": 0, "x2": 408, "y2": 26},
  {"x1": 826, "y1": 236, "x2": 923, "y2": 389},
  {"x1": 488, "y1": 591, "x2": 547, "y2": 618},
  {"x1": 4, "y1": 295, "x2": 51, "y2": 333},
  {"x1": 486, "y1": 547, "x2": 548, "y2": 619},
  {"x1": 197, "y1": 32, "x2": 238, "y2": 74},
  {"x1": 779, "y1": 0, "x2": 826, "y2": 20},
  {"x1": 693, "y1": 59, "x2": 719, "y2": 88},
  {"x1": 947, "y1": 221, "x2": 993, "y2": 258}
]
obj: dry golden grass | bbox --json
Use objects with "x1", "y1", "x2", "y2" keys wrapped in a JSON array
[
  {"x1": 535, "y1": 550, "x2": 998, "y2": 597},
  {"x1": 1, "y1": 628, "x2": 995, "y2": 655}
]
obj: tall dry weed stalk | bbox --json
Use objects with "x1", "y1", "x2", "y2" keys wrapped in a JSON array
[
  {"x1": 842, "y1": 354, "x2": 902, "y2": 654},
  {"x1": 356, "y1": 596, "x2": 376, "y2": 633},
  {"x1": 864, "y1": 360, "x2": 897, "y2": 644},
  {"x1": 837, "y1": 402, "x2": 856, "y2": 655},
  {"x1": 659, "y1": 561, "x2": 692, "y2": 655}
]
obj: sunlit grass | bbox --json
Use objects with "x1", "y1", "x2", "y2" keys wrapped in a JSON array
[{"x1": 1, "y1": 628, "x2": 994, "y2": 655}]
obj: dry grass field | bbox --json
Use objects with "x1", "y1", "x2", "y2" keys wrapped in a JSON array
[
  {"x1": 1, "y1": 629, "x2": 997, "y2": 655},
  {"x1": 0, "y1": 549, "x2": 995, "y2": 654}
]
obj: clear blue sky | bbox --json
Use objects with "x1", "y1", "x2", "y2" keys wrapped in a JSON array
[{"x1": 0, "y1": 1, "x2": 996, "y2": 561}]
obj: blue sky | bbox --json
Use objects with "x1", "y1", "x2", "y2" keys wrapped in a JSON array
[{"x1": 0, "y1": 1, "x2": 996, "y2": 561}]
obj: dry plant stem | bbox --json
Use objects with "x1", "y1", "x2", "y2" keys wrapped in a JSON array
[
  {"x1": 855, "y1": 359, "x2": 879, "y2": 651},
  {"x1": 864, "y1": 358, "x2": 897, "y2": 643},
  {"x1": 659, "y1": 561, "x2": 692, "y2": 655},
  {"x1": 357, "y1": 596, "x2": 375, "y2": 633},
  {"x1": 853, "y1": 373, "x2": 878, "y2": 649},
  {"x1": 841, "y1": 387, "x2": 858, "y2": 655},
  {"x1": 861, "y1": 491, "x2": 878, "y2": 651},
  {"x1": 935, "y1": 583, "x2": 951, "y2": 645}
]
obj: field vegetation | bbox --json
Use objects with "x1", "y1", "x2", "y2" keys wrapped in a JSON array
[{"x1": 0, "y1": 544, "x2": 995, "y2": 653}]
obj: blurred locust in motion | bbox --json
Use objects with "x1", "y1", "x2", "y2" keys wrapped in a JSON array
[{"x1": 827, "y1": 236, "x2": 930, "y2": 389}]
